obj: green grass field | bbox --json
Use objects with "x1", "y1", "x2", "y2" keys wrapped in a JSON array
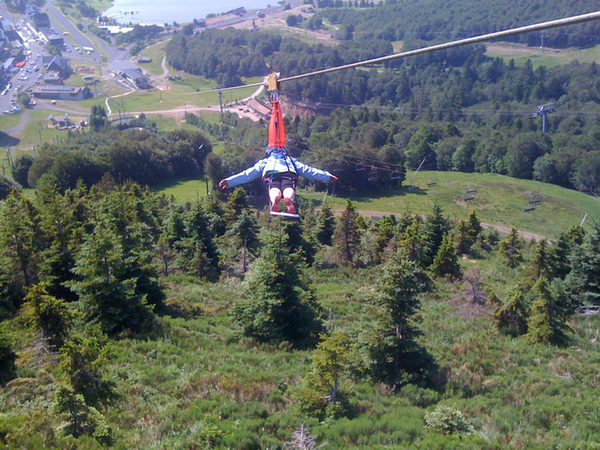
[
  {"x1": 485, "y1": 43, "x2": 600, "y2": 68},
  {"x1": 151, "y1": 178, "x2": 210, "y2": 202},
  {"x1": 0, "y1": 112, "x2": 23, "y2": 132},
  {"x1": 106, "y1": 76, "x2": 262, "y2": 114}
]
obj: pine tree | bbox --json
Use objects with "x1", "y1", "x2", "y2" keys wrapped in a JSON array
[
  {"x1": 453, "y1": 211, "x2": 481, "y2": 256},
  {"x1": 101, "y1": 187, "x2": 165, "y2": 310},
  {"x1": 498, "y1": 228, "x2": 524, "y2": 268},
  {"x1": 313, "y1": 203, "x2": 336, "y2": 246},
  {"x1": 466, "y1": 210, "x2": 482, "y2": 245},
  {"x1": 221, "y1": 209, "x2": 260, "y2": 274},
  {"x1": 494, "y1": 284, "x2": 528, "y2": 336},
  {"x1": 23, "y1": 283, "x2": 73, "y2": 350},
  {"x1": 332, "y1": 200, "x2": 363, "y2": 265},
  {"x1": 309, "y1": 331, "x2": 353, "y2": 405},
  {"x1": 359, "y1": 252, "x2": 433, "y2": 386},
  {"x1": 373, "y1": 215, "x2": 396, "y2": 264},
  {"x1": 397, "y1": 217, "x2": 428, "y2": 266},
  {"x1": 232, "y1": 230, "x2": 323, "y2": 348},
  {"x1": 526, "y1": 277, "x2": 571, "y2": 345},
  {"x1": 431, "y1": 234, "x2": 461, "y2": 278},
  {"x1": 203, "y1": 193, "x2": 227, "y2": 237},
  {"x1": 223, "y1": 187, "x2": 251, "y2": 225},
  {"x1": 564, "y1": 223, "x2": 600, "y2": 308},
  {"x1": 155, "y1": 203, "x2": 181, "y2": 277},
  {"x1": 548, "y1": 226, "x2": 584, "y2": 279},
  {"x1": 53, "y1": 386, "x2": 113, "y2": 444},
  {"x1": 178, "y1": 200, "x2": 220, "y2": 281},
  {"x1": 69, "y1": 219, "x2": 154, "y2": 335},
  {"x1": 0, "y1": 190, "x2": 44, "y2": 307},
  {"x1": 423, "y1": 203, "x2": 450, "y2": 265},
  {"x1": 454, "y1": 220, "x2": 472, "y2": 255},
  {"x1": 523, "y1": 239, "x2": 551, "y2": 289},
  {"x1": 58, "y1": 329, "x2": 115, "y2": 407},
  {"x1": 35, "y1": 178, "x2": 81, "y2": 302},
  {"x1": 282, "y1": 220, "x2": 316, "y2": 266},
  {"x1": 294, "y1": 331, "x2": 354, "y2": 419}
]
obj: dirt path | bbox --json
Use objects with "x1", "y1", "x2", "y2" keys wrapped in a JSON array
[
  {"x1": 332, "y1": 208, "x2": 548, "y2": 242},
  {"x1": 479, "y1": 222, "x2": 547, "y2": 242},
  {"x1": 5, "y1": 109, "x2": 32, "y2": 136},
  {"x1": 161, "y1": 56, "x2": 169, "y2": 78}
]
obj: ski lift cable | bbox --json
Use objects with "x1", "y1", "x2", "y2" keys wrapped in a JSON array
[
  {"x1": 213, "y1": 11, "x2": 600, "y2": 93},
  {"x1": 282, "y1": 138, "x2": 407, "y2": 170},
  {"x1": 326, "y1": 154, "x2": 406, "y2": 172}
]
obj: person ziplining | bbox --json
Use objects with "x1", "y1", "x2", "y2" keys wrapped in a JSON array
[{"x1": 219, "y1": 74, "x2": 338, "y2": 218}]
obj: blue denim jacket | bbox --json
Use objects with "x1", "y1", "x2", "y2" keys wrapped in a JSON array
[{"x1": 225, "y1": 150, "x2": 332, "y2": 188}]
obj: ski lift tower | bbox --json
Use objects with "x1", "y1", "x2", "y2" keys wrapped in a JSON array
[{"x1": 532, "y1": 103, "x2": 555, "y2": 133}]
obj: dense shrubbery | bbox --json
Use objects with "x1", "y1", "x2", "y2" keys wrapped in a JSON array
[{"x1": 15, "y1": 128, "x2": 211, "y2": 191}]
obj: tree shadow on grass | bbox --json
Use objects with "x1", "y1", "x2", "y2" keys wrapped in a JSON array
[{"x1": 0, "y1": 131, "x2": 20, "y2": 148}]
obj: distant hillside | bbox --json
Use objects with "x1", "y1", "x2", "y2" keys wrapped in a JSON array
[{"x1": 321, "y1": 0, "x2": 600, "y2": 48}]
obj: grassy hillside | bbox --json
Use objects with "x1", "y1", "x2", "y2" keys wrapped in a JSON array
[
  {"x1": 485, "y1": 42, "x2": 600, "y2": 68},
  {"x1": 155, "y1": 171, "x2": 600, "y2": 239}
]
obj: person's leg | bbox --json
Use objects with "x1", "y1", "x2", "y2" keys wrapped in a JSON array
[
  {"x1": 269, "y1": 187, "x2": 282, "y2": 212},
  {"x1": 282, "y1": 187, "x2": 296, "y2": 214}
]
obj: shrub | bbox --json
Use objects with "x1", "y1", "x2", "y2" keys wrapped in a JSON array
[
  {"x1": 53, "y1": 386, "x2": 113, "y2": 445},
  {"x1": 0, "y1": 175, "x2": 22, "y2": 200},
  {"x1": 424, "y1": 404, "x2": 475, "y2": 436}
]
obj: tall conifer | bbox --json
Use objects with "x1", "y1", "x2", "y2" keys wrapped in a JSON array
[
  {"x1": 233, "y1": 230, "x2": 323, "y2": 348},
  {"x1": 359, "y1": 252, "x2": 433, "y2": 385}
]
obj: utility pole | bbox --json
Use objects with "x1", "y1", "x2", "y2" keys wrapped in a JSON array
[
  {"x1": 218, "y1": 90, "x2": 223, "y2": 123},
  {"x1": 5, "y1": 146, "x2": 14, "y2": 172},
  {"x1": 533, "y1": 103, "x2": 555, "y2": 133}
]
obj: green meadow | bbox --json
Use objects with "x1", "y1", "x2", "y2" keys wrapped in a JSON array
[{"x1": 485, "y1": 42, "x2": 600, "y2": 68}]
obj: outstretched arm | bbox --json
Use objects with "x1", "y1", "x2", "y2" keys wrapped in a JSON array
[
  {"x1": 293, "y1": 158, "x2": 337, "y2": 183},
  {"x1": 219, "y1": 160, "x2": 266, "y2": 189}
]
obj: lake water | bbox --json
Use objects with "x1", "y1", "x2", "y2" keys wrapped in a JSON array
[{"x1": 104, "y1": 0, "x2": 277, "y2": 25}]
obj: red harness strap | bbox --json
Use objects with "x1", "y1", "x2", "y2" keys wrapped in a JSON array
[{"x1": 268, "y1": 101, "x2": 286, "y2": 148}]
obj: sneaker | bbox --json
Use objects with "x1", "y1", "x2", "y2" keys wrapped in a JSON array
[
  {"x1": 283, "y1": 198, "x2": 296, "y2": 215},
  {"x1": 271, "y1": 201, "x2": 280, "y2": 213}
]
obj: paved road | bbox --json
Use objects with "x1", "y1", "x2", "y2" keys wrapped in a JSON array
[{"x1": 45, "y1": 2, "x2": 122, "y2": 64}]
